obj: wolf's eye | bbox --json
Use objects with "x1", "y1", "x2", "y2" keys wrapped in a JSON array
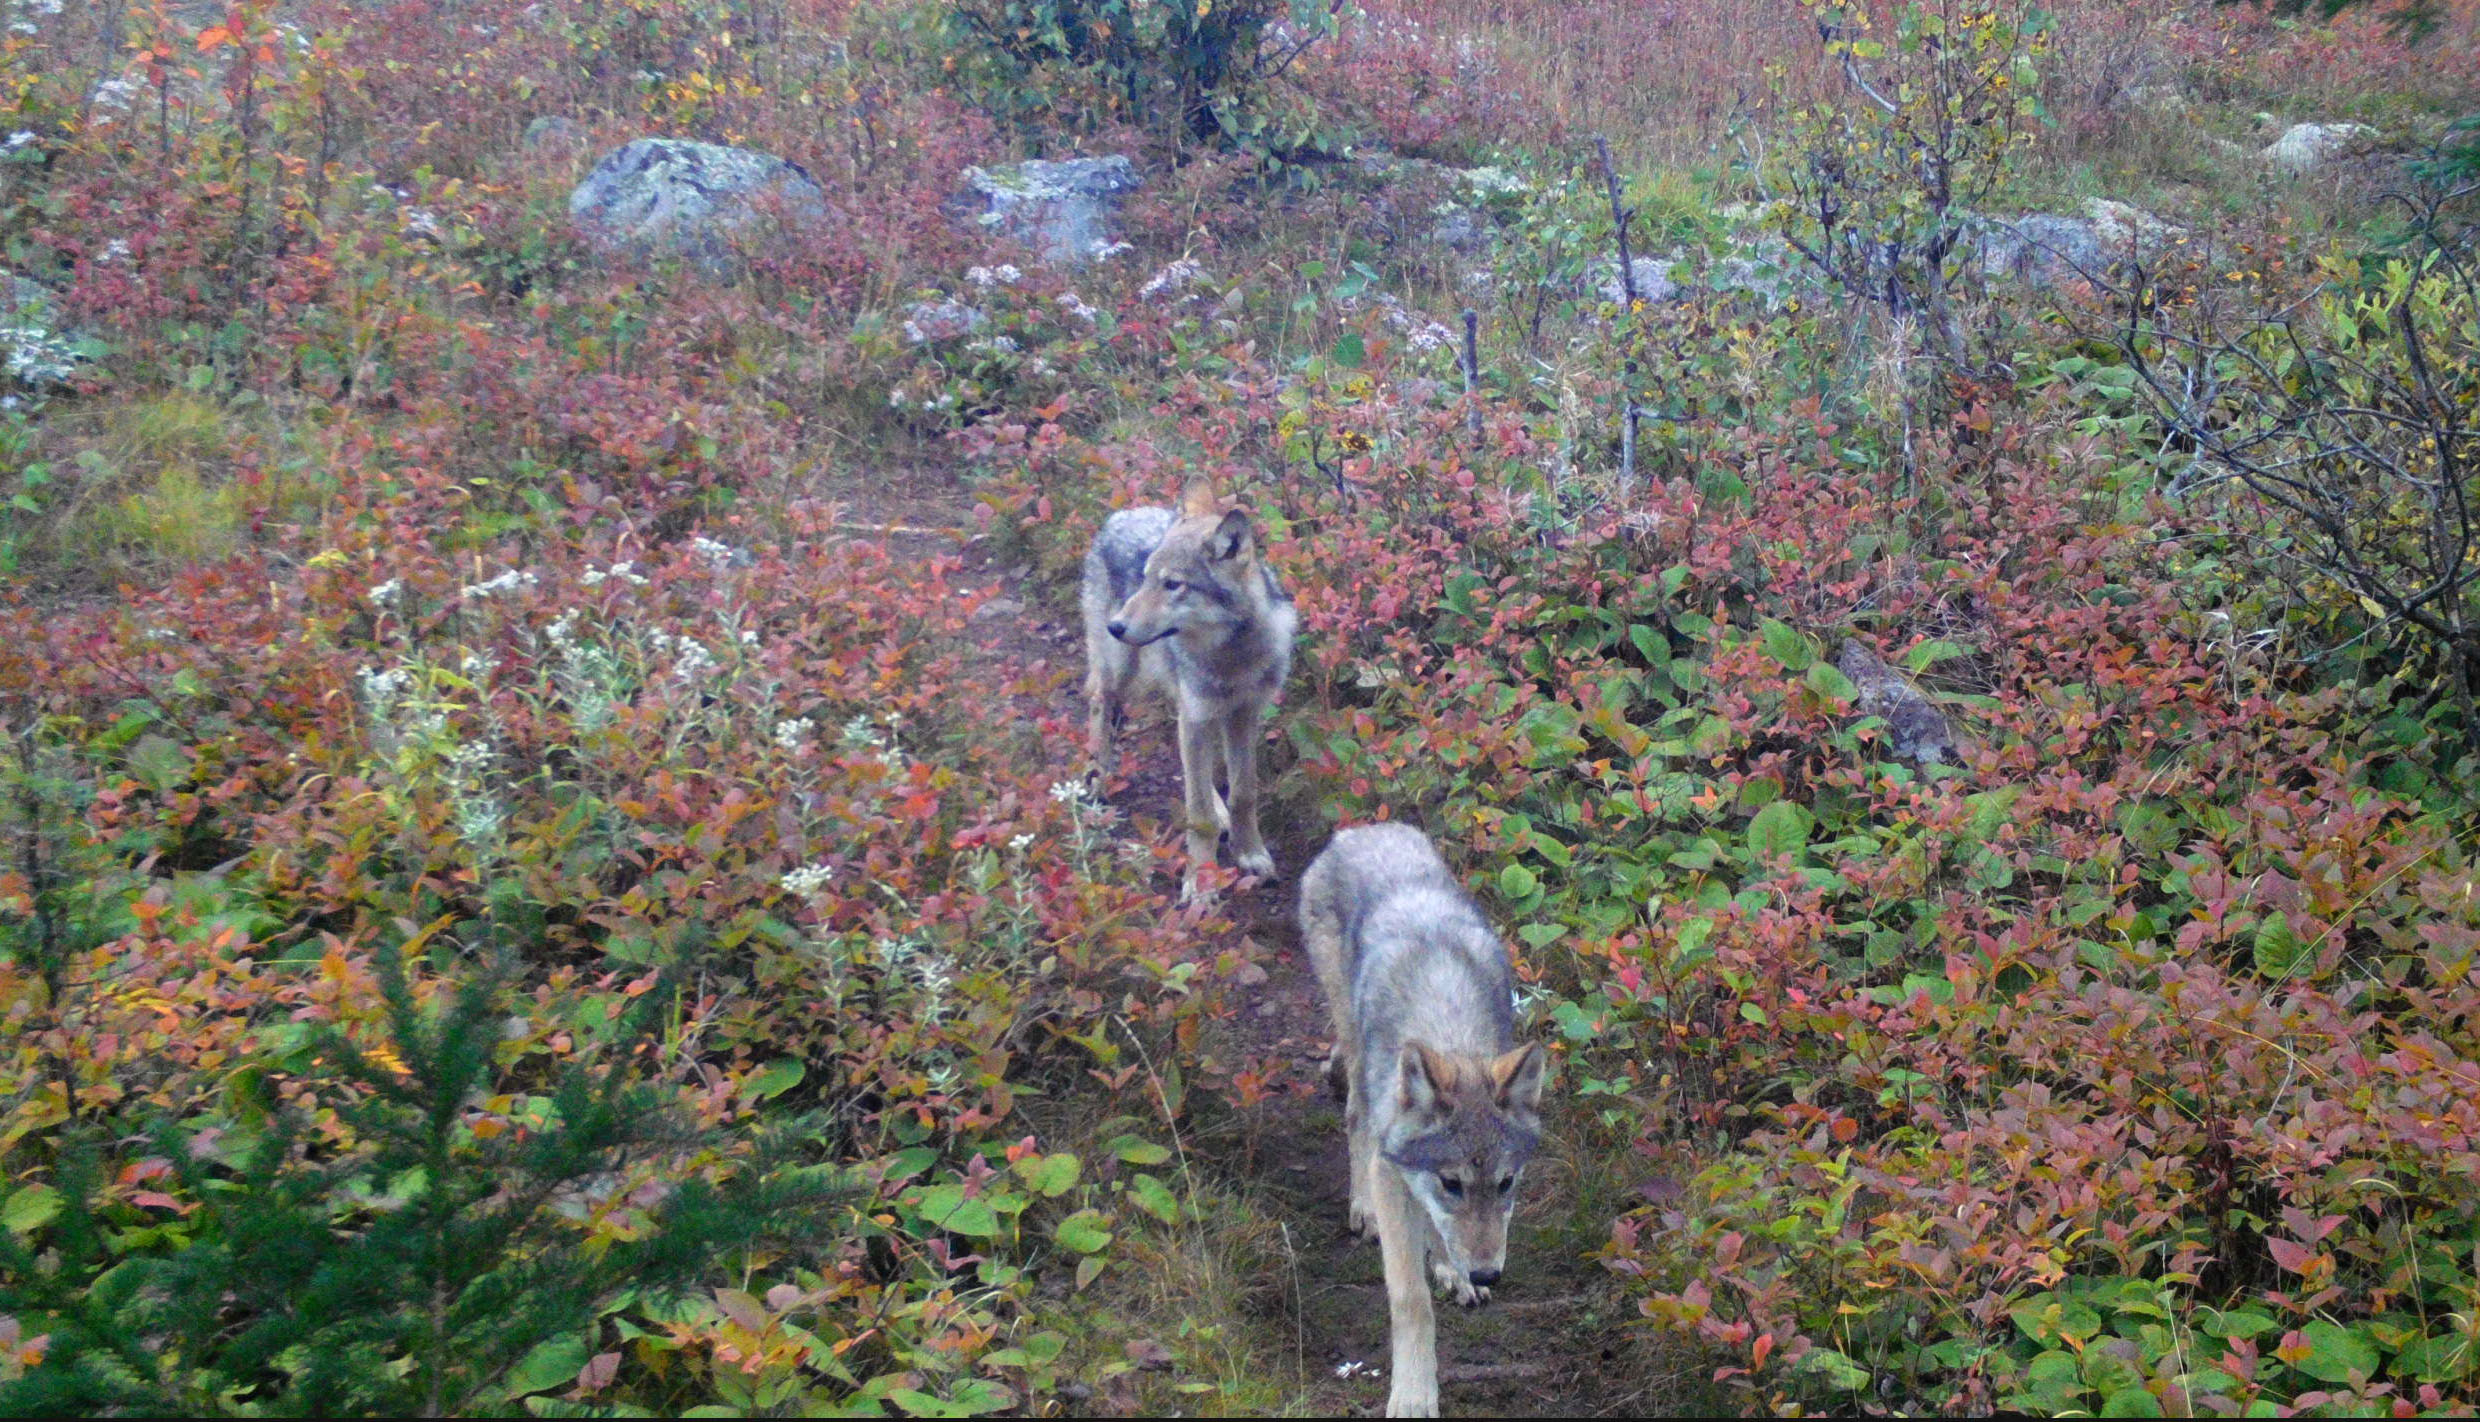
[
  {"x1": 1498, "y1": 1175, "x2": 1515, "y2": 1195},
  {"x1": 1160, "y1": 578, "x2": 1185, "y2": 592},
  {"x1": 1440, "y1": 1176, "x2": 1465, "y2": 1198}
]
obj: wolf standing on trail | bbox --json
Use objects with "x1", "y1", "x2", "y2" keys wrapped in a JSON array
[
  {"x1": 1298, "y1": 822, "x2": 1548, "y2": 1418},
  {"x1": 1082, "y1": 479, "x2": 1297, "y2": 901}
]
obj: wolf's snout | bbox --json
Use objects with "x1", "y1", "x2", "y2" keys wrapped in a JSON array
[
  {"x1": 1106, "y1": 619, "x2": 1129, "y2": 641},
  {"x1": 1468, "y1": 1267, "x2": 1500, "y2": 1289}
]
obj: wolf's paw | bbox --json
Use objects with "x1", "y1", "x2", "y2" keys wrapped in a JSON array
[
  {"x1": 1232, "y1": 844, "x2": 1276, "y2": 880},
  {"x1": 1347, "y1": 1198, "x2": 1375, "y2": 1240},
  {"x1": 1430, "y1": 1258, "x2": 1488, "y2": 1307}
]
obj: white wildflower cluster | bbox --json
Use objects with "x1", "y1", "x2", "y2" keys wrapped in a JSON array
[
  {"x1": 1007, "y1": 832, "x2": 1035, "y2": 854},
  {"x1": 1088, "y1": 239, "x2": 1133, "y2": 261},
  {"x1": 773, "y1": 716, "x2": 815, "y2": 751},
  {"x1": 647, "y1": 629, "x2": 716, "y2": 681},
  {"x1": 688, "y1": 535, "x2": 740, "y2": 570},
  {"x1": 1055, "y1": 291, "x2": 1101, "y2": 325},
  {"x1": 358, "y1": 665, "x2": 415, "y2": 721},
  {"x1": 965, "y1": 263, "x2": 1021, "y2": 289},
  {"x1": 459, "y1": 652, "x2": 494, "y2": 680},
  {"x1": 1047, "y1": 778, "x2": 1095, "y2": 808},
  {"x1": 368, "y1": 578, "x2": 403, "y2": 610},
  {"x1": 443, "y1": 738, "x2": 507, "y2": 844},
  {"x1": 4, "y1": 132, "x2": 35, "y2": 153},
  {"x1": 839, "y1": 713, "x2": 888, "y2": 751},
  {"x1": 780, "y1": 862, "x2": 835, "y2": 897},
  {"x1": 1139, "y1": 259, "x2": 1206, "y2": 302},
  {"x1": 461, "y1": 568, "x2": 537, "y2": 600},
  {"x1": 965, "y1": 333, "x2": 1020, "y2": 356},
  {"x1": 878, "y1": 931, "x2": 959, "y2": 1019},
  {"x1": 1409, "y1": 320, "x2": 1456, "y2": 352},
  {"x1": 579, "y1": 560, "x2": 648, "y2": 588},
  {"x1": 540, "y1": 611, "x2": 623, "y2": 732}
]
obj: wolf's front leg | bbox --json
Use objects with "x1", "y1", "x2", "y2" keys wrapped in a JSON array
[
  {"x1": 1374, "y1": 1170, "x2": 1439, "y2": 1417},
  {"x1": 1345, "y1": 1096, "x2": 1376, "y2": 1239},
  {"x1": 1174, "y1": 708, "x2": 1226, "y2": 901},
  {"x1": 1219, "y1": 703, "x2": 1275, "y2": 881}
]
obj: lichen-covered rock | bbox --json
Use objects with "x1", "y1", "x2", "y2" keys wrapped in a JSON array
[
  {"x1": 569, "y1": 138, "x2": 827, "y2": 265},
  {"x1": 1836, "y1": 640, "x2": 1959, "y2": 766},
  {"x1": 1976, "y1": 199, "x2": 2179, "y2": 288},
  {"x1": 1590, "y1": 255, "x2": 1681, "y2": 307},
  {"x1": 961, "y1": 156, "x2": 1140, "y2": 266},
  {"x1": 2261, "y1": 121, "x2": 2377, "y2": 175}
]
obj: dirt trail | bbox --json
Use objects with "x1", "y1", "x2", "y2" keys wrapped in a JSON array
[{"x1": 821, "y1": 468, "x2": 1664, "y2": 1417}]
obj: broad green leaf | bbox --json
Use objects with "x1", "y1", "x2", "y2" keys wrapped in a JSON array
[
  {"x1": 1806, "y1": 660, "x2": 1859, "y2": 703},
  {"x1": 1111, "y1": 1137, "x2": 1171, "y2": 1166},
  {"x1": 2253, "y1": 911, "x2": 2310, "y2": 981},
  {"x1": 1903, "y1": 639, "x2": 1970, "y2": 672},
  {"x1": 1759, "y1": 618, "x2": 1814, "y2": 671},
  {"x1": 1745, "y1": 801, "x2": 1813, "y2": 863},
  {"x1": 3, "y1": 1184, "x2": 60, "y2": 1234},
  {"x1": 2295, "y1": 1320, "x2": 2379, "y2": 1384},
  {"x1": 917, "y1": 1185, "x2": 1002, "y2": 1239},
  {"x1": 1499, "y1": 862, "x2": 1539, "y2": 898},
  {"x1": 506, "y1": 1332, "x2": 594, "y2": 1396},
  {"x1": 1797, "y1": 1347, "x2": 1869, "y2": 1390},
  {"x1": 2100, "y1": 1386, "x2": 2165, "y2": 1417},
  {"x1": 744, "y1": 1058, "x2": 805, "y2": 1101},
  {"x1": 1055, "y1": 1209, "x2": 1113, "y2": 1254},
  {"x1": 1018, "y1": 1152, "x2": 1081, "y2": 1197},
  {"x1": 1128, "y1": 1172, "x2": 1181, "y2": 1226}
]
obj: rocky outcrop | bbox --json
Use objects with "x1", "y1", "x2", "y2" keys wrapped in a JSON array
[
  {"x1": 960, "y1": 156, "x2": 1141, "y2": 266},
  {"x1": 2261, "y1": 121, "x2": 2378, "y2": 175},
  {"x1": 569, "y1": 138, "x2": 827, "y2": 265},
  {"x1": 1976, "y1": 199, "x2": 2180, "y2": 289}
]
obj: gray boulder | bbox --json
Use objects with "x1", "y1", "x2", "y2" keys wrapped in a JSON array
[
  {"x1": 961, "y1": 156, "x2": 1141, "y2": 265},
  {"x1": 2261, "y1": 121, "x2": 2377, "y2": 175},
  {"x1": 569, "y1": 138, "x2": 827, "y2": 265},
  {"x1": 1591, "y1": 255, "x2": 1681, "y2": 307},
  {"x1": 1837, "y1": 640, "x2": 1959, "y2": 766},
  {"x1": 1976, "y1": 199, "x2": 2178, "y2": 289}
]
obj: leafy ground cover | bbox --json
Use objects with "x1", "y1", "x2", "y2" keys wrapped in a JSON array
[{"x1": 4, "y1": 0, "x2": 2480, "y2": 1415}]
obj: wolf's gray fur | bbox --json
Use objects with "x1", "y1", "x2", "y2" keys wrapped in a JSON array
[
  {"x1": 1082, "y1": 483, "x2": 1296, "y2": 900},
  {"x1": 1298, "y1": 822, "x2": 1547, "y2": 1418}
]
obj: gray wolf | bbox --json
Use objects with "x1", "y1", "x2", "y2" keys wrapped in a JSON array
[
  {"x1": 1082, "y1": 479, "x2": 1296, "y2": 901},
  {"x1": 1298, "y1": 822, "x2": 1547, "y2": 1418}
]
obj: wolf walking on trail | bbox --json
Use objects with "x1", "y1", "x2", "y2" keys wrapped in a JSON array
[
  {"x1": 1082, "y1": 479, "x2": 1297, "y2": 901},
  {"x1": 1298, "y1": 822, "x2": 1549, "y2": 1418}
]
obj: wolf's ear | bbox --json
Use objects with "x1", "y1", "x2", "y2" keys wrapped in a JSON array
[
  {"x1": 1400, "y1": 1041, "x2": 1454, "y2": 1114},
  {"x1": 1210, "y1": 508, "x2": 1253, "y2": 561},
  {"x1": 1179, "y1": 478, "x2": 1221, "y2": 518},
  {"x1": 1490, "y1": 1042, "x2": 1547, "y2": 1113}
]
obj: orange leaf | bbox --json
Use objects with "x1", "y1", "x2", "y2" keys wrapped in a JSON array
[{"x1": 196, "y1": 26, "x2": 231, "y2": 51}]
